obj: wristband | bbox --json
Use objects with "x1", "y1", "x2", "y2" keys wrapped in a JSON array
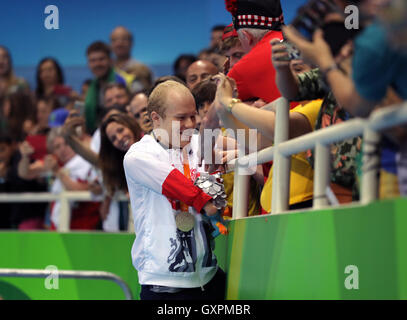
[{"x1": 226, "y1": 98, "x2": 241, "y2": 113}]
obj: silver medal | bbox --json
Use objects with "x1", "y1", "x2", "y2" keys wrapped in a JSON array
[
  {"x1": 194, "y1": 172, "x2": 228, "y2": 210},
  {"x1": 175, "y1": 211, "x2": 195, "y2": 232}
]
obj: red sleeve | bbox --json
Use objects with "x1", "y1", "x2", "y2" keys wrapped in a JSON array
[
  {"x1": 162, "y1": 169, "x2": 212, "y2": 213},
  {"x1": 228, "y1": 59, "x2": 251, "y2": 101},
  {"x1": 228, "y1": 31, "x2": 284, "y2": 103}
]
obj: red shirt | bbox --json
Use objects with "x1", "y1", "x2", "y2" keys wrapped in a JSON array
[
  {"x1": 25, "y1": 134, "x2": 48, "y2": 161},
  {"x1": 228, "y1": 30, "x2": 284, "y2": 103}
]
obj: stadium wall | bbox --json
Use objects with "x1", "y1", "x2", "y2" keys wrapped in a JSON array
[{"x1": 0, "y1": 198, "x2": 406, "y2": 300}]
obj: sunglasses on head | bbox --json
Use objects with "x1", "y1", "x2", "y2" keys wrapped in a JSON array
[{"x1": 133, "y1": 107, "x2": 147, "y2": 119}]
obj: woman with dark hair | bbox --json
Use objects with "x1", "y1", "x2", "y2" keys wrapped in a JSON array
[
  {"x1": 22, "y1": 96, "x2": 61, "y2": 163},
  {"x1": 0, "y1": 46, "x2": 30, "y2": 99},
  {"x1": 63, "y1": 110, "x2": 141, "y2": 193},
  {"x1": 99, "y1": 113, "x2": 141, "y2": 195},
  {"x1": 35, "y1": 57, "x2": 65, "y2": 98},
  {"x1": 1, "y1": 91, "x2": 36, "y2": 141},
  {"x1": 62, "y1": 110, "x2": 141, "y2": 231},
  {"x1": 35, "y1": 57, "x2": 79, "y2": 109}
]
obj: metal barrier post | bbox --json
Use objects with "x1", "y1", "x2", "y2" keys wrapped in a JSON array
[
  {"x1": 361, "y1": 127, "x2": 381, "y2": 204},
  {"x1": 313, "y1": 143, "x2": 331, "y2": 209},
  {"x1": 271, "y1": 98, "x2": 291, "y2": 214},
  {"x1": 58, "y1": 191, "x2": 71, "y2": 232},
  {"x1": 232, "y1": 160, "x2": 250, "y2": 219}
]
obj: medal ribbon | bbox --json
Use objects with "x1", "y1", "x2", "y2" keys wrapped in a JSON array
[{"x1": 180, "y1": 163, "x2": 191, "y2": 212}]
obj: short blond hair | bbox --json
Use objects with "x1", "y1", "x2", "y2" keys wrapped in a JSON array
[{"x1": 147, "y1": 80, "x2": 191, "y2": 118}]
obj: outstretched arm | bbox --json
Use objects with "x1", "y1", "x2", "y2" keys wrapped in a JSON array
[
  {"x1": 282, "y1": 26, "x2": 377, "y2": 117},
  {"x1": 213, "y1": 73, "x2": 312, "y2": 149},
  {"x1": 270, "y1": 38, "x2": 301, "y2": 100},
  {"x1": 62, "y1": 113, "x2": 99, "y2": 166},
  {"x1": 17, "y1": 141, "x2": 47, "y2": 180}
]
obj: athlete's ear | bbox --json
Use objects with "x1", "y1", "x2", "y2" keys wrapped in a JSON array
[{"x1": 150, "y1": 111, "x2": 161, "y2": 126}]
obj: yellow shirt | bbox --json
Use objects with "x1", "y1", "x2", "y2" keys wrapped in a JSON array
[
  {"x1": 223, "y1": 171, "x2": 261, "y2": 217},
  {"x1": 260, "y1": 99, "x2": 322, "y2": 213}
]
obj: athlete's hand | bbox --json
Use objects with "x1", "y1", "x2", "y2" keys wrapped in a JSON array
[{"x1": 203, "y1": 201, "x2": 218, "y2": 217}]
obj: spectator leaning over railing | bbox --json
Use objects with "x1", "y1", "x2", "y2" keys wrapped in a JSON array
[
  {"x1": 281, "y1": 0, "x2": 407, "y2": 197},
  {"x1": 220, "y1": 23, "x2": 246, "y2": 75},
  {"x1": 191, "y1": 78, "x2": 262, "y2": 217},
  {"x1": 224, "y1": 0, "x2": 284, "y2": 104},
  {"x1": 282, "y1": 0, "x2": 404, "y2": 117},
  {"x1": 269, "y1": 9, "x2": 365, "y2": 203},
  {"x1": 212, "y1": 67, "x2": 322, "y2": 213},
  {"x1": 380, "y1": 0, "x2": 407, "y2": 196}
]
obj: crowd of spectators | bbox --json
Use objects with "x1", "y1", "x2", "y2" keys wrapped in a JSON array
[{"x1": 0, "y1": 0, "x2": 406, "y2": 232}]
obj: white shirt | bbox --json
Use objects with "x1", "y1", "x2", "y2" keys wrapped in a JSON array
[
  {"x1": 50, "y1": 155, "x2": 93, "y2": 228},
  {"x1": 123, "y1": 134, "x2": 218, "y2": 288}
]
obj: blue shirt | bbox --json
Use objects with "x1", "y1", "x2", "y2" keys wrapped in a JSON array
[{"x1": 352, "y1": 22, "x2": 407, "y2": 102}]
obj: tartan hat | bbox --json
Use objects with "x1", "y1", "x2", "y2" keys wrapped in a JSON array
[{"x1": 225, "y1": 0, "x2": 284, "y2": 31}]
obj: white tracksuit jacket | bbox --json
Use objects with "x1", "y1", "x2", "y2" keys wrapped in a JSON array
[{"x1": 123, "y1": 134, "x2": 218, "y2": 288}]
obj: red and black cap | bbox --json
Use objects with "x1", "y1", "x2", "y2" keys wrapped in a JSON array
[
  {"x1": 222, "y1": 23, "x2": 238, "y2": 40},
  {"x1": 225, "y1": 0, "x2": 284, "y2": 31}
]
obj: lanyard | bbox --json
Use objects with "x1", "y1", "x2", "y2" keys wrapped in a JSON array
[
  {"x1": 180, "y1": 163, "x2": 191, "y2": 212},
  {"x1": 151, "y1": 130, "x2": 194, "y2": 212}
]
